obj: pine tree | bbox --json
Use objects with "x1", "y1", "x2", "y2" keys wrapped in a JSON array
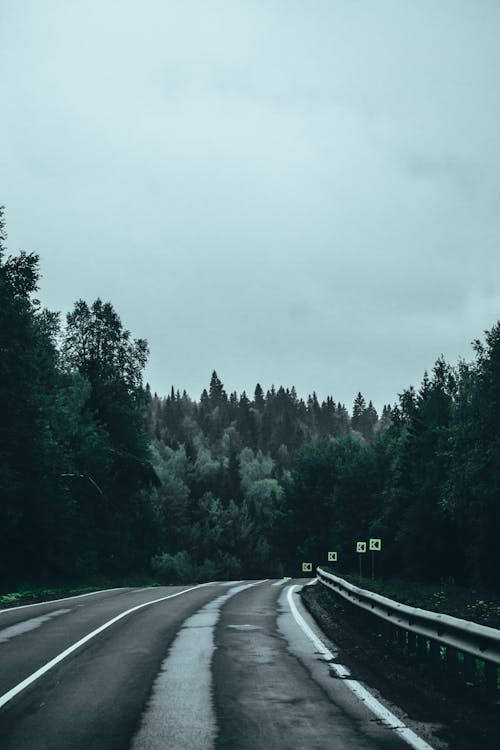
[
  {"x1": 209, "y1": 370, "x2": 227, "y2": 407},
  {"x1": 364, "y1": 400, "x2": 379, "y2": 442},
  {"x1": 351, "y1": 392, "x2": 366, "y2": 434},
  {"x1": 253, "y1": 383, "x2": 265, "y2": 411}
]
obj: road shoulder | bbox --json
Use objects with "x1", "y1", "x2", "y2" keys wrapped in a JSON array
[{"x1": 301, "y1": 582, "x2": 500, "y2": 750}]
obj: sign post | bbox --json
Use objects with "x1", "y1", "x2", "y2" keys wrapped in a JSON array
[
  {"x1": 369, "y1": 538, "x2": 382, "y2": 579},
  {"x1": 356, "y1": 542, "x2": 367, "y2": 577}
]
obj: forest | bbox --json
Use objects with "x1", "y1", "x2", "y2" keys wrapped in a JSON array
[{"x1": 1, "y1": 206, "x2": 499, "y2": 591}]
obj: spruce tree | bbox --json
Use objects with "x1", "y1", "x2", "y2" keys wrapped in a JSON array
[{"x1": 351, "y1": 392, "x2": 367, "y2": 434}]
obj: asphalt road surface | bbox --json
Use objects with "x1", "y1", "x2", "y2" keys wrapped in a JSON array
[{"x1": 0, "y1": 579, "x2": 435, "y2": 750}]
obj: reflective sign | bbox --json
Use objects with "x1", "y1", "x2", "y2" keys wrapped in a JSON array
[
  {"x1": 328, "y1": 551, "x2": 337, "y2": 562},
  {"x1": 369, "y1": 538, "x2": 382, "y2": 551},
  {"x1": 356, "y1": 542, "x2": 367, "y2": 553},
  {"x1": 302, "y1": 562, "x2": 313, "y2": 572}
]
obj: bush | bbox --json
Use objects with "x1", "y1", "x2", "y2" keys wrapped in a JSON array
[
  {"x1": 212, "y1": 551, "x2": 242, "y2": 580},
  {"x1": 151, "y1": 550, "x2": 247, "y2": 584},
  {"x1": 151, "y1": 550, "x2": 194, "y2": 584}
]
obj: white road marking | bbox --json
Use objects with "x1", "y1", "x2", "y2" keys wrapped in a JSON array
[
  {"x1": 0, "y1": 587, "x2": 126, "y2": 613},
  {"x1": 131, "y1": 580, "x2": 267, "y2": 750},
  {"x1": 0, "y1": 583, "x2": 215, "y2": 709},
  {"x1": 271, "y1": 579, "x2": 286, "y2": 586},
  {"x1": 226, "y1": 624, "x2": 261, "y2": 630},
  {"x1": 0, "y1": 609, "x2": 71, "y2": 643},
  {"x1": 286, "y1": 585, "x2": 437, "y2": 750}
]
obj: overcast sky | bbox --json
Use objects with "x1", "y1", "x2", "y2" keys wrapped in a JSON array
[{"x1": 1, "y1": 0, "x2": 499, "y2": 411}]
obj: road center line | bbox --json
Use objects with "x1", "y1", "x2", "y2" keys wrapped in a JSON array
[
  {"x1": 131, "y1": 580, "x2": 267, "y2": 750},
  {"x1": 0, "y1": 583, "x2": 215, "y2": 710},
  {"x1": 286, "y1": 585, "x2": 437, "y2": 750}
]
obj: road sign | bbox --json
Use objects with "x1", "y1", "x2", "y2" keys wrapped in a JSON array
[
  {"x1": 328, "y1": 551, "x2": 337, "y2": 562},
  {"x1": 302, "y1": 562, "x2": 312, "y2": 573},
  {"x1": 369, "y1": 538, "x2": 382, "y2": 551},
  {"x1": 356, "y1": 542, "x2": 367, "y2": 553}
]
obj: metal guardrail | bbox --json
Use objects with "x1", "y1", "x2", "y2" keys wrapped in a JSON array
[{"x1": 316, "y1": 566, "x2": 500, "y2": 689}]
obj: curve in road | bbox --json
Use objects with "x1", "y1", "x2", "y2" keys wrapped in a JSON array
[{"x1": 0, "y1": 579, "x2": 441, "y2": 750}]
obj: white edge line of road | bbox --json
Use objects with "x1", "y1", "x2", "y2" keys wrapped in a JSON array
[
  {"x1": 0, "y1": 582, "x2": 215, "y2": 710},
  {"x1": 0, "y1": 587, "x2": 128, "y2": 613},
  {"x1": 287, "y1": 584, "x2": 437, "y2": 750}
]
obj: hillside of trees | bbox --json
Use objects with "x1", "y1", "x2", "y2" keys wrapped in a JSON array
[{"x1": 1, "y1": 206, "x2": 499, "y2": 591}]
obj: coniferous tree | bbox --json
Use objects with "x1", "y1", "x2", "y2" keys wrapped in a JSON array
[
  {"x1": 253, "y1": 383, "x2": 265, "y2": 411},
  {"x1": 364, "y1": 400, "x2": 379, "y2": 443},
  {"x1": 351, "y1": 392, "x2": 366, "y2": 435}
]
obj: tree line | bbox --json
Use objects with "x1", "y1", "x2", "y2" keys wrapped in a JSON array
[
  {"x1": 144, "y1": 372, "x2": 393, "y2": 581},
  {"x1": 1, "y1": 206, "x2": 499, "y2": 590},
  {"x1": 145, "y1": 330, "x2": 500, "y2": 590}
]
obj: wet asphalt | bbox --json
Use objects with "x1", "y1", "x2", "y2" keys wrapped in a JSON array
[{"x1": 0, "y1": 580, "x2": 415, "y2": 749}]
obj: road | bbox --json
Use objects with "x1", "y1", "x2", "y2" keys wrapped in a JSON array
[{"x1": 0, "y1": 579, "x2": 435, "y2": 750}]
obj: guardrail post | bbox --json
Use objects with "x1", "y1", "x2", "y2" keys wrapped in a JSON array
[
  {"x1": 386, "y1": 620, "x2": 395, "y2": 643},
  {"x1": 395, "y1": 626, "x2": 404, "y2": 646},
  {"x1": 378, "y1": 617, "x2": 389, "y2": 641},
  {"x1": 429, "y1": 639, "x2": 441, "y2": 670},
  {"x1": 463, "y1": 653, "x2": 475, "y2": 685},
  {"x1": 445, "y1": 646, "x2": 459, "y2": 677},
  {"x1": 417, "y1": 634, "x2": 428, "y2": 659},
  {"x1": 485, "y1": 661, "x2": 498, "y2": 696},
  {"x1": 407, "y1": 630, "x2": 417, "y2": 654}
]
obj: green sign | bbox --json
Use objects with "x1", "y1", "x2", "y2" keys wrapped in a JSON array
[
  {"x1": 369, "y1": 538, "x2": 382, "y2": 551},
  {"x1": 356, "y1": 542, "x2": 367, "y2": 553},
  {"x1": 328, "y1": 551, "x2": 338, "y2": 562},
  {"x1": 302, "y1": 562, "x2": 313, "y2": 573}
]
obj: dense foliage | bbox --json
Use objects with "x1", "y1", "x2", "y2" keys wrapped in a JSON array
[
  {"x1": 0, "y1": 208, "x2": 157, "y2": 588},
  {"x1": 146, "y1": 332, "x2": 500, "y2": 590},
  {"x1": 1, "y1": 207, "x2": 499, "y2": 590}
]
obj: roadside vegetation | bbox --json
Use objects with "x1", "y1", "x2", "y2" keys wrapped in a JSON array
[
  {"x1": 0, "y1": 577, "x2": 161, "y2": 609},
  {"x1": 323, "y1": 571, "x2": 500, "y2": 630},
  {"x1": 0, "y1": 585, "x2": 112, "y2": 609}
]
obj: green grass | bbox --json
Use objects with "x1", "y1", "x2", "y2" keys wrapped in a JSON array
[{"x1": 0, "y1": 578, "x2": 161, "y2": 608}]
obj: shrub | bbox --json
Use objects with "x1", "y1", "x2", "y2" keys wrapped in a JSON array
[{"x1": 151, "y1": 550, "x2": 194, "y2": 584}]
